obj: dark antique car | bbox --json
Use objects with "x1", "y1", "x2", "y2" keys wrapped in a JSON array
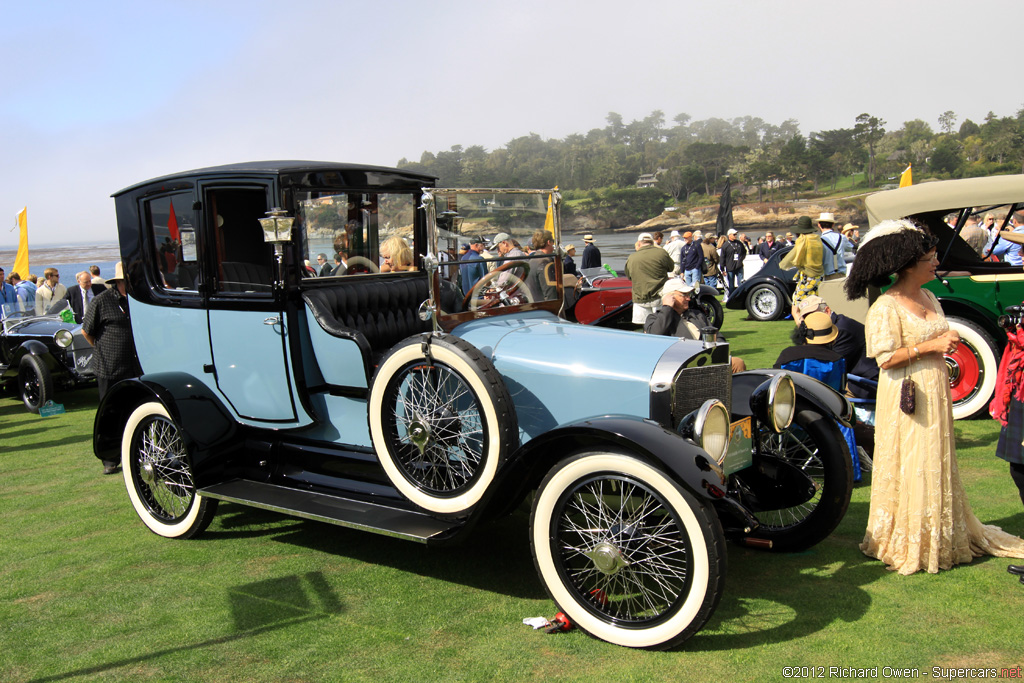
[
  {"x1": 724, "y1": 247, "x2": 797, "y2": 321},
  {"x1": 566, "y1": 267, "x2": 725, "y2": 329},
  {"x1": 1, "y1": 301, "x2": 95, "y2": 412},
  {"x1": 96, "y1": 161, "x2": 853, "y2": 649}
]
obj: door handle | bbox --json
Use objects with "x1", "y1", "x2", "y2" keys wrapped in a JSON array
[{"x1": 264, "y1": 317, "x2": 280, "y2": 325}]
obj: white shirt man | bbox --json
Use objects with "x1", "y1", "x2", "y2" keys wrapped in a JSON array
[
  {"x1": 818, "y1": 213, "x2": 848, "y2": 279},
  {"x1": 663, "y1": 230, "x2": 684, "y2": 275}
]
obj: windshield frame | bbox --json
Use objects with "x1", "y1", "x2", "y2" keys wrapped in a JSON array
[{"x1": 421, "y1": 188, "x2": 563, "y2": 330}]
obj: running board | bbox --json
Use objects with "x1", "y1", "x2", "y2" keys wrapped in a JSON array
[{"x1": 199, "y1": 479, "x2": 462, "y2": 544}]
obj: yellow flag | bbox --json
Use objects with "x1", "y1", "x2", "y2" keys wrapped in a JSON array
[
  {"x1": 13, "y1": 207, "x2": 29, "y2": 276},
  {"x1": 543, "y1": 186, "x2": 558, "y2": 235},
  {"x1": 899, "y1": 164, "x2": 912, "y2": 188}
]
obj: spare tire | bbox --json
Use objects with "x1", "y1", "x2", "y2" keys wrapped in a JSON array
[{"x1": 368, "y1": 334, "x2": 518, "y2": 516}]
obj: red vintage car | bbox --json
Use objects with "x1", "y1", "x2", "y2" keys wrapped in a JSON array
[{"x1": 566, "y1": 267, "x2": 724, "y2": 329}]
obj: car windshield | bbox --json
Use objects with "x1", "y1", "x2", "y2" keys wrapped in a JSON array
[
  {"x1": 2, "y1": 299, "x2": 73, "y2": 333},
  {"x1": 423, "y1": 188, "x2": 563, "y2": 325}
]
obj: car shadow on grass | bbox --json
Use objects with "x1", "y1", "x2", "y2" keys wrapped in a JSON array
[
  {"x1": 282, "y1": 509, "x2": 546, "y2": 601},
  {"x1": 206, "y1": 502, "x2": 547, "y2": 601},
  {"x1": 29, "y1": 571, "x2": 340, "y2": 683},
  {"x1": 206, "y1": 497, "x2": 890, "y2": 646},
  {"x1": 689, "y1": 500, "x2": 888, "y2": 651}
]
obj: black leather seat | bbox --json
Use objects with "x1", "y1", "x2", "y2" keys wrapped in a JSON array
[
  {"x1": 220, "y1": 261, "x2": 273, "y2": 292},
  {"x1": 302, "y1": 276, "x2": 432, "y2": 367}
]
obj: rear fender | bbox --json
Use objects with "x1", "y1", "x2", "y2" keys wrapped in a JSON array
[
  {"x1": 93, "y1": 373, "x2": 243, "y2": 486},
  {"x1": 731, "y1": 369, "x2": 852, "y2": 427}
]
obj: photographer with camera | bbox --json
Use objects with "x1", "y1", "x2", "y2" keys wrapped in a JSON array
[
  {"x1": 991, "y1": 304, "x2": 1024, "y2": 507},
  {"x1": 991, "y1": 304, "x2": 1024, "y2": 583}
]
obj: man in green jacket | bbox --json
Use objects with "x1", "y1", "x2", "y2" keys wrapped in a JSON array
[{"x1": 624, "y1": 232, "x2": 674, "y2": 324}]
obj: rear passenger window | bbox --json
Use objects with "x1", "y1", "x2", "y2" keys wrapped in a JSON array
[{"x1": 145, "y1": 192, "x2": 198, "y2": 292}]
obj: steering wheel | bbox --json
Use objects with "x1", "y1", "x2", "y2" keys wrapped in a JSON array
[
  {"x1": 345, "y1": 256, "x2": 379, "y2": 275},
  {"x1": 462, "y1": 260, "x2": 534, "y2": 311}
]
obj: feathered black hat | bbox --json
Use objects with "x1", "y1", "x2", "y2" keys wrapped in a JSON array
[{"x1": 843, "y1": 219, "x2": 938, "y2": 300}]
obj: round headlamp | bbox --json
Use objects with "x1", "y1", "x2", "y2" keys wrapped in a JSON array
[
  {"x1": 749, "y1": 372, "x2": 796, "y2": 433},
  {"x1": 54, "y1": 329, "x2": 74, "y2": 349},
  {"x1": 767, "y1": 373, "x2": 796, "y2": 431},
  {"x1": 694, "y1": 399, "x2": 730, "y2": 463}
]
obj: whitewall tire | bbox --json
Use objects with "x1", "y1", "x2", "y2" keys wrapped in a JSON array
[
  {"x1": 122, "y1": 402, "x2": 216, "y2": 538},
  {"x1": 530, "y1": 451, "x2": 725, "y2": 649},
  {"x1": 368, "y1": 336, "x2": 516, "y2": 517}
]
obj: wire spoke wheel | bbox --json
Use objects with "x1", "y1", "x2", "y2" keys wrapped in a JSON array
[
  {"x1": 553, "y1": 474, "x2": 693, "y2": 625},
  {"x1": 384, "y1": 362, "x2": 486, "y2": 495},
  {"x1": 131, "y1": 415, "x2": 195, "y2": 522},
  {"x1": 531, "y1": 452, "x2": 723, "y2": 649},
  {"x1": 737, "y1": 406, "x2": 852, "y2": 552},
  {"x1": 753, "y1": 423, "x2": 823, "y2": 529},
  {"x1": 369, "y1": 335, "x2": 516, "y2": 516},
  {"x1": 122, "y1": 402, "x2": 217, "y2": 538}
]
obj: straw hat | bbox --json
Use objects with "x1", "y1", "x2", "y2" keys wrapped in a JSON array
[{"x1": 803, "y1": 312, "x2": 838, "y2": 345}]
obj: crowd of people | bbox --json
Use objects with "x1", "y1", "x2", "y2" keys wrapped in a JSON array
[{"x1": 1, "y1": 264, "x2": 118, "y2": 320}]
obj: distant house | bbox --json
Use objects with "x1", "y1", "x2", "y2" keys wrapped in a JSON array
[{"x1": 636, "y1": 168, "x2": 667, "y2": 188}]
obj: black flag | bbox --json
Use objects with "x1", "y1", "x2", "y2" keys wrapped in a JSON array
[{"x1": 715, "y1": 176, "x2": 734, "y2": 237}]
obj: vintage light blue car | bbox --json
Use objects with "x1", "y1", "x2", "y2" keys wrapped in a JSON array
[{"x1": 97, "y1": 162, "x2": 853, "y2": 649}]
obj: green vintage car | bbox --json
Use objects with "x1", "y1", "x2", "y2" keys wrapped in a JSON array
[{"x1": 858, "y1": 175, "x2": 1024, "y2": 419}]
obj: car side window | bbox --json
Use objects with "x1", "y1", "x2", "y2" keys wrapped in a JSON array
[
  {"x1": 145, "y1": 192, "x2": 199, "y2": 291},
  {"x1": 297, "y1": 191, "x2": 417, "y2": 276},
  {"x1": 206, "y1": 188, "x2": 274, "y2": 295}
]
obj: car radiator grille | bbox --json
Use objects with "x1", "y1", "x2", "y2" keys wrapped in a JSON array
[{"x1": 672, "y1": 364, "x2": 732, "y2": 427}]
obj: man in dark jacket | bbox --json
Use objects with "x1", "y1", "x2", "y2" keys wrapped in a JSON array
[
  {"x1": 63, "y1": 270, "x2": 108, "y2": 323},
  {"x1": 720, "y1": 228, "x2": 747, "y2": 302},
  {"x1": 645, "y1": 279, "x2": 746, "y2": 373},
  {"x1": 757, "y1": 232, "x2": 784, "y2": 262},
  {"x1": 580, "y1": 234, "x2": 601, "y2": 270},
  {"x1": 82, "y1": 263, "x2": 140, "y2": 474},
  {"x1": 678, "y1": 231, "x2": 704, "y2": 288}
]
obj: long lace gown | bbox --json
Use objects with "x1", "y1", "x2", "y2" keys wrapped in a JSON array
[{"x1": 861, "y1": 291, "x2": 1024, "y2": 574}]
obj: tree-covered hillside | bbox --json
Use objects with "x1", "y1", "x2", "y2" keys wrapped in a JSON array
[{"x1": 397, "y1": 108, "x2": 1024, "y2": 211}]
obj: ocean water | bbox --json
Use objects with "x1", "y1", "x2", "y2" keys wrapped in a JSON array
[{"x1": 0, "y1": 243, "x2": 121, "y2": 281}]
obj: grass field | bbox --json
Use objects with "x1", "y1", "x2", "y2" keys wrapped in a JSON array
[{"x1": 3, "y1": 306, "x2": 1024, "y2": 682}]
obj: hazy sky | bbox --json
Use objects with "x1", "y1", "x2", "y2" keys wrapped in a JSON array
[{"x1": 1, "y1": 0, "x2": 1019, "y2": 249}]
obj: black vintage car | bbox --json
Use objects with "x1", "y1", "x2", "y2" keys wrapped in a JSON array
[
  {"x1": 1, "y1": 301, "x2": 96, "y2": 411},
  {"x1": 725, "y1": 246, "x2": 798, "y2": 321}
]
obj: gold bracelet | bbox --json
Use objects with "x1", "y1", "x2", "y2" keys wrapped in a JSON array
[{"x1": 914, "y1": 346, "x2": 920, "y2": 361}]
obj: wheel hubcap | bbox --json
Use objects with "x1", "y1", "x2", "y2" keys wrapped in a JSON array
[
  {"x1": 946, "y1": 345, "x2": 981, "y2": 403},
  {"x1": 140, "y1": 461, "x2": 157, "y2": 485},
  {"x1": 408, "y1": 418, "x2": 430, "y2": 455},
  {"x1": 585, "y1": 542, "x2": 629, "y2": 575}
]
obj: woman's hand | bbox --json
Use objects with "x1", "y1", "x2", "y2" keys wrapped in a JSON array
[{"x1": 927, "y1": 330, "x2": 960, "y2": 355}]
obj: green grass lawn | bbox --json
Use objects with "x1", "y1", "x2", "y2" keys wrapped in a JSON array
[{"x1": 3, "y1": 307, "x2": 1024, "y2": 682}]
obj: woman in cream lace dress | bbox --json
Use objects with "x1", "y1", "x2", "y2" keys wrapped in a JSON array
[{"x1": 845, "y1": 219, "x2": 1024, "y2": 574}]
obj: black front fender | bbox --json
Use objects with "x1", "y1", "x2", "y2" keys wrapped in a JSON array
[
  {"x1": 93, "y1": 373, "x2": 242, "y2": 486},
  {"x1": 731, "y1": 368, "x2": 852, "y2": 427},
  {"x1": 479, "y1": 414, "x2": 727, "y2": 522}
]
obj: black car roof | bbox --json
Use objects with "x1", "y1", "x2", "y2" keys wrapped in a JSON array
[{"x1": 112, "y1": 160, "x2": 437, "y2": 197}]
